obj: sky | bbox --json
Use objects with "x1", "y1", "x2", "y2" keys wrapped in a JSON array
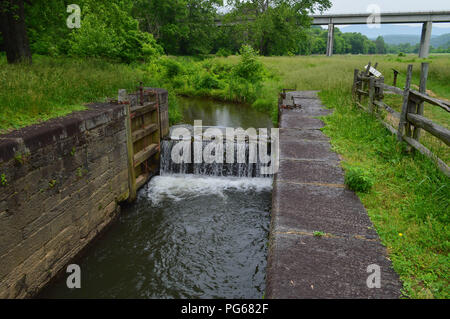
[
  {"x1": 324, "y1": 0, "x2": 450, "y2": 14},
  {"x1": 324, "y1": 0, "x2": 450, "y2": 30}
]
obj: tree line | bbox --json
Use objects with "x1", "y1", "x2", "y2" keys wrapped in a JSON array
[{"x1": 1, "y1": 0, "x2": 447, "y2": 65}]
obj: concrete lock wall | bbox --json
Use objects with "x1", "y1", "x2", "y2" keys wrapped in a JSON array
[
  {"x1": 0, "y1": 87, "x2": 169, "y2": 298},
  {"x1": 0, "y1": 102, "x2": 131, "y2": 298}
]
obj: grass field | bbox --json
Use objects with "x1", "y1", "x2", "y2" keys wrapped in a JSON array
[{"x1": 1, "y1": 53, "x2": 449, "y2": 298}]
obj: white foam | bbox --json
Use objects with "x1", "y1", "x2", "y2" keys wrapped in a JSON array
[{"x1": 145, "y1": 174, "x2": 273, "y2": 205}]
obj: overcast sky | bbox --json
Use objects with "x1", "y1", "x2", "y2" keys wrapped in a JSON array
[
  {"x1": 323, "y1": 0, "x2": 450, "y2": 29},
  {"x1": 324, "y1": 0, "x2": 450, "y2": 14}
]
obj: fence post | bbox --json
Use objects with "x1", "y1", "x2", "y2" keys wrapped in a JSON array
[
  {"x1": 398, "y1": 64, "x2": 413, "y2": 142},
  {"x1": 368, "y1": 77, "x2": 375, "y2": 113},
  {"x1": 375, "y1": 76, "x2": 384, "y2": 113},
  {"x1": 392, "y1": 69, "x2": 399, "y2": 87},
  {"x1": 413, "y1": 63, "x2": 429, "y2": 141},
  {"x1": 352, "y1": 69, "x2": 359, "y2": 100}
]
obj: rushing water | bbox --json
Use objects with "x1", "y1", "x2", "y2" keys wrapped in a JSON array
[{"x1": 39, "y1": 98, "x2": 273, "y2": 299}]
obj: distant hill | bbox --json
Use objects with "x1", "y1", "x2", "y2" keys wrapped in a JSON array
[
  {"x1": 381, "y1": 34, "x2": 420, "y2": 45},
  {"x1": 368, "y1": 33, "x2": 450, "y2": 48},
  {"x1": 336, "y1": 24, "x2": 450, "y2": 48},
  {"x1": 375, "y1": 33, "x2": 450, "y2": 47},
  {"x1": 431, "y1": 33, "x2": 450, "y2": 48},
  {"x1": 339, "y1": 24, "x2": 450, "y2": 38}
]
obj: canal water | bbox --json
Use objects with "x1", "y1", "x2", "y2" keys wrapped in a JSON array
[{"x1": 39, "y1": 98, "x2": 273, "y2": 299}]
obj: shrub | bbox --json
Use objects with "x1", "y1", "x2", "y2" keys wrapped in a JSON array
[
  {"x1": 195, "y1": 73, "x2": 221, "y2": 90},
  {"x1": 233, "y1": 45, "x2": 264, "y2": 83},
  {"x1": 159, "y1": 58, "x2": 184, "y2": 78},
  {"x1": 216, "y1": 48, "x2": 232, "y2": 57},
  {"x1": 344, "y1": 165, "x2": 374, "y2": 193}
]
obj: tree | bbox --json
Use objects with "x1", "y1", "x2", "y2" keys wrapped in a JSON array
[
  {"x1": 226, "y1": 0, "x2": 332, "y2": 55},
  {"x1": 133, "y1": 0, "x2": 221, "y2": 55},
  {"x1": 375, "y1": 36, "x2": 386, "y2": 54},
  {"x1": 0, "y1": 0, "x2": 32, "y2": 64}
]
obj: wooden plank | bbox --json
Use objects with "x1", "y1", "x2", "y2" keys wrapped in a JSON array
[
  {"x1": 136, "y1": 173, "x2": 150, "y2": 190},
  {"x1": 124, "y1": 103, "x2": 137, "y2": 202},
  {"x1": 380, "y1": 119, "x2": 398, "y2": 136},
  {"x1": 397, "y1": 65, "x2": 413, "y2": 141},
  {"x1": 380, "y1": 83, "x2": 404, "y2": 96},
  {"x1": 352, "y1": 69, "x2": 359, "y2": 99},
  {"x1": 356, "y1": 89, "x2": 369, "y2": 96},
  {"x1": 130, "y1": 102, "x2": 157, "y2": 118},
  {"x1": 355, "y1": 101, "x2": 368, "y2": 112},
  {"x1": 368, "y1": 77, "x2": 375, "y2": 113},
  {"x1": 407, "y1": 113, "x2": 450, "y2": 146},
  {"x1": 133, "y1": 143, "x2": 159, "y2": 167},
  {"x1": 403, "y1": 135, "x2": 450, "y2": 177},
  {"x1": 364, "y1": 105, "x2": 449, "y2": 178},
  {"x1": 373, "y1": 101, "x2": 401, "y2": 118},
  {"x1": 413, "y1": 63, "x2": 429, "y2": 141},
  {"x1": 409, "y1": 90, "x2": 450, "y2": 113},
  {"x1": 132, "y1": 123, "x2": 158, "y2": 143}
]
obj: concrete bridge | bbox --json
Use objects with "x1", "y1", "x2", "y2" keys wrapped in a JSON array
[
  {"x1": 216, "y1": 11, "x2": 450, "y2": 58},
  {"x1": 312, "y1": 11, "x2": 450, "y2": 57}
]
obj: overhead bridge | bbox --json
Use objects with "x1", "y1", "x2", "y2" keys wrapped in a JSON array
[{"x1": 216, "y1": 11, "x2": 450, "y2": 57}]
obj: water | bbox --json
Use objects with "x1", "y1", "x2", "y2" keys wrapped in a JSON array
[
  {"x1": 39, "y1": 98, "x2": 273, "y2": 299},
  {"x1": 160, "y1": 139, "x2": 271, "y2": 178},
  {"x1": 178, "y1": 96, "x2": 274, "y2": 129}
]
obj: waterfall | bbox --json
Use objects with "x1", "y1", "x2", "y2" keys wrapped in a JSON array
[{"x1": 159, "y1": 128, "x2": 272, "y2": 178}]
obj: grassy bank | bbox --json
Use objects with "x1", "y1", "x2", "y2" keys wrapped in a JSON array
[
  {"x1": 259, "y1": 55, "x2": 449, "y2": 298},
  {"x1": 0, "y1": 55, "x2": 180, "y2": 132},
  {"x1": 320, "y1": 88, "x2": 449, "y2": 299}
]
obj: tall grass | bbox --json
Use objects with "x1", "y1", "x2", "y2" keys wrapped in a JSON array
[{"x1": 0, "y1": 55, "x2": 160, "y2": 132}]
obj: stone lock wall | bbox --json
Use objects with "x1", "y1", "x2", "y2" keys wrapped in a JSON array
[{"x1": 0, "y1": 103, "x2": 130, "y2": 298}]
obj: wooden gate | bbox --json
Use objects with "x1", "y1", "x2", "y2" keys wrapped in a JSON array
[{"x1": 121, "y1": 86, "x2": 169, "y2": 201}]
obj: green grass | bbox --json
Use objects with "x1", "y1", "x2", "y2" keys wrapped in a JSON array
[
  {"x1": 319, "y1": 88, "x2": 449, "y2": 299},
  {"x1": 0, "y1": 55, "x2": 175, "y2": 132}
]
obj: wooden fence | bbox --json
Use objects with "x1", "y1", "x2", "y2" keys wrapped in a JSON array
[{"x1": 352, "y1": 62, "x2": 450, "y2": 177}]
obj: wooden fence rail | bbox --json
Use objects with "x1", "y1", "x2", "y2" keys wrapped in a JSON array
[{"x1": 352, "y1": 62, "x2": 450, "y2": 177}]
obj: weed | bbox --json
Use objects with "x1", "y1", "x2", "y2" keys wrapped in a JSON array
[
  {"x1": 0, "y1": 173, "x2": 7, "y2": 186},
  {"x1": 313, "y1": 231, "x2": 325, "y2": 237},
  {"x1": 344, "y1": 165, "x2": 374, "y2": 193},
  {"x1": 48, "y1": 179, "x2": 57, "y2": 188}
]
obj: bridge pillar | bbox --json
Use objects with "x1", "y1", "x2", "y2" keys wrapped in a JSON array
[
  {"x1": 419, "y1": 21, "x2": 432, "y2": 58},
  {"x1": 326, "y1": 23, "x2": 334, "y2": 56}
]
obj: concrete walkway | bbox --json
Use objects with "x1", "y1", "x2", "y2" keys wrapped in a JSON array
[{"x1": 266, "y1": 91, "x2": 402, "y2": 298}]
